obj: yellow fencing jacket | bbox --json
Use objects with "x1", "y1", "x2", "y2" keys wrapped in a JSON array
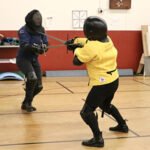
[{"x1": 74, "y1": 37, "x2": 119, "y2": 86}]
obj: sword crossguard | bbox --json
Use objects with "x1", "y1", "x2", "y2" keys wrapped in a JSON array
[{"x1": 66, "y1": 33, "x2": 69, "y2": 54}]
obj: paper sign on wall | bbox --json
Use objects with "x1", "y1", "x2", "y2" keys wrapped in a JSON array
[{"x1": 45, "y1": 17, "x2": 53, "y2": 29}]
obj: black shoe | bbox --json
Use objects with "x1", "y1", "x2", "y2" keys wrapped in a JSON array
[
  {"x1": 109, "y1": 124, "x2": 128, "y2": 133},
  {"x1": 31, "y1": 106, "x2": 36, "y2": 111},
  {"x1": 21, "y1": 103, "x2": 36, "y2": 112},
  {"x1": 82, "y1": 135, "x2": 104, "y2": 147}
]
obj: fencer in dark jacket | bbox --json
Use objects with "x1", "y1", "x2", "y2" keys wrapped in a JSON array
[{"x1": 16, "y1": 9, "x2": 49, "y2": 112}]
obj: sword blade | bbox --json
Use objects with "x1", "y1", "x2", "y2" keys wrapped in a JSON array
[
  {"x1": 38, "y1": 32, "x2": 65, "y2": 44},
  {"x1": 48, "y1": 44, "x2": 65, "y2": 48}
]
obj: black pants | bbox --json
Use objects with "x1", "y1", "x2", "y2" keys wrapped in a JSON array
[
  {"x1": 86, "y1": 79, "x2": 118, "y2": 112},
  {"x1": 16, "y1": 57, "x2": 42, "y2": 104},
  {"x1": 80, "y1": 79, "x2": 123, "y2": 138}
]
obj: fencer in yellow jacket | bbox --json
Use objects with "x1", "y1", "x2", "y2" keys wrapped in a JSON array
[
  {"x1": 74, "y1": 37, "x2": 118, "y2": 86},
  {"x1": 65, "y1": 16, "x2": 128, "y2": 148}
]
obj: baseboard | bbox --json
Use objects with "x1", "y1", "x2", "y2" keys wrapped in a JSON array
[{"x1": 46, "y1": 69, "x2": 133, "y2": 77}]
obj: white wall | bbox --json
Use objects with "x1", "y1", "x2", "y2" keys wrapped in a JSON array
[{"x1": 0, "y1": 0, "x2": 150, "y2": 30}]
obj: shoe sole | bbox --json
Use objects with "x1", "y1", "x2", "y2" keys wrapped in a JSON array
[
  {"x1": 82, "y1": 143, "x2": 104, "y2": 147},
  {"x1": 21, "y1": 106, "x2": 36, "y2": 112},
  {"x1": 109, "y1": 129, "x2": 128, "y2": 133},
  {"x1": 21, "y1": 107, "x2": 34, "y2": 112}
]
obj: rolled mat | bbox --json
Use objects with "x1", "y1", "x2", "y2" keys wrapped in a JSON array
[{"x1": 0, "y1": 72, "x2": 24, "y2": 81}]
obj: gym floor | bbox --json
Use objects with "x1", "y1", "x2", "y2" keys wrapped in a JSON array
[{"x1": 0, "y1": 76, "x2": 150, "y2": 150}]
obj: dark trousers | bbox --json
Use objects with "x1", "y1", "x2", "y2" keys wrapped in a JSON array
[
  {"x1": 86, "y1": 79, "x2": 118, "y2": 112},
  {"x1": 80, "y1": 79, "x2": 122, "y2": 138},
  {"x1": 16, "y1": 57, "x2": 42, "y2": 104}
]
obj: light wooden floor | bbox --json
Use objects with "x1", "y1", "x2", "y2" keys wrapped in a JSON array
[{"x1": 0, "y1": 76, "x2": 150, "y2": 150}]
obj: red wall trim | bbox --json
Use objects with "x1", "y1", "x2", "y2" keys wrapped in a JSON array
[{"x1": 0, "y1": 30, "x2": 143, "y2": 73}]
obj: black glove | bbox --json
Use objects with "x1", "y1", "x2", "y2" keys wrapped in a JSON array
[
  {"x1": 65, "y1": 37, "x2": 82, "y2": 51},
  {"x1": 73, "y1": 55, "x2": 83, "y2": 66},
  {"x1": 65, "y1": 39, "x2": 75, "y2": 45},
  {"x1": 66, "y1": 43, "x2": 83, "y2": 51},
  {"x1": 21, "y1": 44, "x2": 39, "y2": 54},
  {"x1": 21, "y1": 43, "x2": 47, "y2": 55},
  {"x1": 32, "y1": 43, "x2": 44, "y2": 54},
  {"x1": 32, "y1": 43, "x2": 49, "y2": 55},
  {"x1": 65, "y1": 37, "x2": 78, "y2": 45},
  {"x1": 41, "y1": 44, "x2": 48, "y2": 53}
]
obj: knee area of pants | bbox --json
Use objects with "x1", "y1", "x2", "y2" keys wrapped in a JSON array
[
  {"x1": 80, "y1": 110, "x2": 92, "y2": 118},
  {"x1": 80, "y1": 110, "x2": 87, "y2": 118},
  {"x1": 80, "y1": 110, "x2": 84, "y2": 117},
  {"x1": 40, "y1": 86, "x2": 43, "y2": 91},
  {"x1": 37, "y1": 85, "x2": 43, "y2": 91},
  {"x1": 80, "y1": 103, "x2": 94, "y2": 118},
  {"x1": 26, "y1": 79, "x2": 38, "y2": 89},
  {"x1": 27, "y1": 72, "x2": 37, "y2": 81}
]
